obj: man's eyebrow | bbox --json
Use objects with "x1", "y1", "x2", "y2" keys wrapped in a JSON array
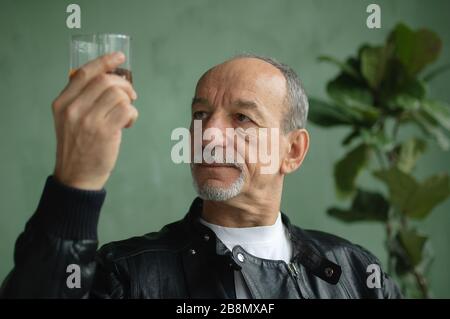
[
  {"x1": 191, "y1": 97, "x2": 265, "y2": 120},
  {"x1": 192, "y1": 97, "x2": 261, "y2": 109},
  {"x1": 232, "y1": 99, "x2": 260, "y2": 110},
  {"x1": 191, "y1": 97, "x2": 210, "y2": 107}
]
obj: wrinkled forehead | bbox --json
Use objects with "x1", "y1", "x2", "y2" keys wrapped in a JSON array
[{"x1": 195, "y1": 58, "x2": 287, "y2": 105}]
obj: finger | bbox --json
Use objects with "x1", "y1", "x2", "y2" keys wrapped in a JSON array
[
  {"x1": 54, "y1": 52, "x2": 126, "y2": 110},
  {"x1": 104, "y1": 103, "x2": 139, "y2": 131},
  {"x1": 67, "y1": 74, "x2": 137, "y2": 119},
  {"x1": 124, "y1": 108, "x2": 139, "y2": 129},
  {"x1": 89, "y1": 86, "x2": 132, "y2": 121}
]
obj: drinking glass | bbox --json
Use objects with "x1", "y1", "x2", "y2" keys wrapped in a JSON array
[{"x1": 70, "y1": 33, "x2": 132, "y2": 83}]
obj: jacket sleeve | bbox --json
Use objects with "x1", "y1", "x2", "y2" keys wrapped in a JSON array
[
  {"x1": 354, "y1": 244, "x2": 403, "y2": 299},
  {"x1": 382, "y1": 272, "x2": 403, "y2": 299},
  {"x1": 0, "y1": 176, "x2": 111, "y2": 298}
]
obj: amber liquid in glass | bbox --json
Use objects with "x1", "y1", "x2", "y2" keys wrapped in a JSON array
[{"x1": 69, "y1": 68, "x2": 133, "y2": 83}]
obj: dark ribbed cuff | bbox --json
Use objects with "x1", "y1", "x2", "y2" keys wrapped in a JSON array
[{"x1": 29, "y1": 175, "x2": 106, "y2": 240}]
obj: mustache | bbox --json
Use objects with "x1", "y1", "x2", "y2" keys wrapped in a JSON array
[
  {"x1": 192, "y1": 146, "x2": 245, "y2": 171},
  {"x1": 191, "y1": 162, "x2": 244, "y2": 171}
]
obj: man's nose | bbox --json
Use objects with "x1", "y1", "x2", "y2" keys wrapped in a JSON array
[{"x1": 201, "y1": 113, "x2": 230, "y2": 148}]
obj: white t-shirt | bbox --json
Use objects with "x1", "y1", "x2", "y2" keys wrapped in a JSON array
[{"x1": 199, "y1": 212, "x2": 293, "y2": 298}]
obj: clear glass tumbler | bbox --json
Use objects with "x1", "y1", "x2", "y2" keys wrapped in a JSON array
[{"x1": 70, "y1": 33, "x2": 132, "y2": 83}]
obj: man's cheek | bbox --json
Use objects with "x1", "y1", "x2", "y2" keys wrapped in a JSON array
[
  {"x1": 257, "y1": 128, "x2": 280, "y2": 175},
  {"x1": 233, "y1": 127, "x2": 258, "y2": 165}
]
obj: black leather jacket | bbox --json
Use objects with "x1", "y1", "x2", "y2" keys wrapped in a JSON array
[{"x1": 1, "y1": 176, "x2": 402, "y2": 299}]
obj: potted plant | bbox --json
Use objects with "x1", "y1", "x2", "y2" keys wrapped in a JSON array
[{"x1": 309, "y1": 23, "x2": 450, "y2": 298}]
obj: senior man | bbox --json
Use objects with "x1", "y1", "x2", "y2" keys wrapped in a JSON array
[{"x1": 1, "y1": 52, "x2": 401, "y2": 298}]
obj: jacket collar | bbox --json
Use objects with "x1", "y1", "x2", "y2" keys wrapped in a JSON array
[{"x1": 183, "y1": 197, "x2": 341, "y2": 285}]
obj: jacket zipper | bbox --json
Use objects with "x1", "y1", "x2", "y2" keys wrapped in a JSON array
[
  {"x1": 287, "y1": 263, "x2": 299, "y2": 279},
  {"x1": 286, "y1": 262, "x2": 305, "y2": 298}
]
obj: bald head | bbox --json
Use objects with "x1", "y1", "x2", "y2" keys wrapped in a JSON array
[
  {"x1": 197, "y1": 57, "x2": 287, "y2": 96},
  {"x1": 194, "y1": 54, "x2": 308, "y2": 132}
]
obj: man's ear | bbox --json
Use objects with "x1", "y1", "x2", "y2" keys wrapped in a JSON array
[{"x1": 280, "y1": 129, "x2": 309, "y2": 175}]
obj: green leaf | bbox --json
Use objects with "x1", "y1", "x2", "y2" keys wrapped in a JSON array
[
  {"x1": 334, "y1": 144, "x2": 370, "y2": 197},
  {"x1": 411, "y1": 110, "x2": 450, "y2": 151},
  {"x1": 405, "y1": 173, "x2": 450, "y2": 219},
  {"x1": 373, "y1": 167, "x2": 417, "y2": 211},
  {"x1": 400, "y1": 78, "x2": 427, "y2": 99},
  {"x1": 376, "y1": 59, "x2": 412, "y2": 104},
  {"x1": 342, "y1": 129, "x2": 360, "y2": 146},
  {"x1": 318, "y1": 55, "x2": 361, "y2": 80},
  {"x1": 387, "y1": 94, "x2": 421, "y2": 112},
  {"x1": 307, "y1": 98, "x2": 353, "y2": 127},
  {"x1": 327, "y1": 75, "x2": 373, "y2": 109},
  {"x1": 398, "y1": 229, "x2": 428, "y2": 267},
  {"x1": 385, "y1": 79, "x2": 427, "y2": 112},
  {"x1": 360, "y1": 45, "x2": 392, "y2": 90},
  {"x1": 327, "y1": 189, "x2": 389, "y2": 222},
  {"x1": 388, "y1": 23, "x2": 442, "y2": 76},
  {"x1": 422, "y1": 100, "x2": 450, "y2": 131},
  {"x1": 423, "y1": 64, "x2": 450, "y2": 82},
  {"x1": 360, "y1": 128, "x2": 395, "y2": 152},
  {"x1": 374, "y1": 167, "x2": 450, "y2": 219},
  {"x1": 396, "y1": 138, "x2": 427, "y2": 173},
  {"x1": 327, "y1": 74, "x2": 379, "y2": 125}
]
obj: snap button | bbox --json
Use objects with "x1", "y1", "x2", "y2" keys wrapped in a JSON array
[
  {"x1": 189, "y1": 249, "x2": 196, "y2": 255},
  {"x1": 237, "y1": 253, "x2": 245, "y2": 262},
  {"x1": 203, "y1": 234, "x2": 210, "y2": 241},
  {"x1": 324, "y1": 267, "x2": 334, "y2": 278}
]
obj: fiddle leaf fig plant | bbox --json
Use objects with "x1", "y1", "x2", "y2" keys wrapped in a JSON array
[{"x1": 309, "y1": 23, "x2": 450, "y2": 298}]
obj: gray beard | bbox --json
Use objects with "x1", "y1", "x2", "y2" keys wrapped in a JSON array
[{"x1": 190, "y1": 164, "x2": 245, "y2": 201}]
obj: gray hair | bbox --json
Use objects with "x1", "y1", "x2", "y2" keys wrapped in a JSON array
[{"x1": 230, "y1": 53, "x2": 309, "y2": 132}]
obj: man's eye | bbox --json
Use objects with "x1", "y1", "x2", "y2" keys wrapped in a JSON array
[
  {"x1": 193, "y1": 111, "x2": 208, "y2": 120},
  {"x1": 235, "y1": 113, "x2": 251, "y2": 123}
]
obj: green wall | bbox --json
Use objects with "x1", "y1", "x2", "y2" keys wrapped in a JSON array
[{"x1": 1, "y1": 0, "x2": 449, "y2": 297}]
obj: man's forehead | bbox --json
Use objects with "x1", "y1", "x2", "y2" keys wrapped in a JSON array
[{"x1": 195, "y1": 57, "x2": 287, "y2": 100}]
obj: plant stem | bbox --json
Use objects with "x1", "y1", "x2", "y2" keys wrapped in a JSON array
[
  {"x1": 413, "y1": 268, "x2": 430, "y2": 298},
  {"x1": 386, "y1": 221, "x2": 393, "y2": 274},
  {"x1": 378, "y1": 122, "x2": 431, "y2": 298}
]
